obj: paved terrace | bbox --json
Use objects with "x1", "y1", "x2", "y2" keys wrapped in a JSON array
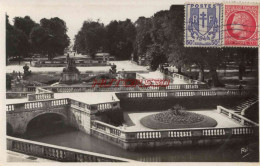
[
  {"x1": 123, "y1": 110, "x2": 244, "y2": 132},
  {"x1": 6, "y1": 92, "x2": 118, "y2": 105},
  {"x1": 7, "y1": 150, "x2": 54, "y2": 162},
  {"x1": 138, "y1": 71, "x2": 187, "y2": 84},
  {"x1": 6, "y1": 60, "x2": 148, "y2": 73}
]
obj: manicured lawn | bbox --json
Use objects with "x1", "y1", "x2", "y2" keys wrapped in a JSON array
[{"x1": 24, "y1": 73, "x2": 60, "y2": 84}]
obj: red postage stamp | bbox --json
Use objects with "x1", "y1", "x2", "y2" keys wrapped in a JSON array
[{"x1": 224, "y1": 4, "x2": 258, "y2": 47}]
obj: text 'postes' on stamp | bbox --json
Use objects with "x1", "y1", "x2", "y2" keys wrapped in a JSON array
[
  {"x1": 185, "y1": 3, "x2": 222, "y2": 47},
  {"x1": 185, "y1": 3, "x2": 259, "y2": 47}
]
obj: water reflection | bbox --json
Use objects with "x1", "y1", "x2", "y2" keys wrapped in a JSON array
[
  {"x1": 10, "y1": 111, "x2": 258, "y2": 162},
  {"x1": 28, "y1": 130, "x2": 258, "y2": 162}
]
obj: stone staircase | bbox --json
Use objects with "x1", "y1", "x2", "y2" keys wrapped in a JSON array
[{"x1": 232, "y1": 96, "x2": 259, "y2": 115}]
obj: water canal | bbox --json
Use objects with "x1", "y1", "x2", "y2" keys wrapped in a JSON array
[{"x1": 22, "y1": 125, "x2": 258, "y2": 162}]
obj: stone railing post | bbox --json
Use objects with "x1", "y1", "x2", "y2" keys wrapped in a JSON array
[
  {"x1": 105, "y1": 126, "x2": 110, "y2": 133},
  {"x1": 228, "y1": 112, "x2": 232, "y2": 119},
  {"x1": 241, "y1": 119, "x2": 245, "y2": 125},
  {"x1": 120, "y1": 132, "x2": 126, "y2": 139},
  {"x1": 217, "y1": 106, "x2": 221, "y2": 113}
]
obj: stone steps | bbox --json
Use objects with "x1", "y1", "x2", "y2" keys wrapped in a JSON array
[{"x1": 232, "y1": 96, "x2": 258, "y2": 112}]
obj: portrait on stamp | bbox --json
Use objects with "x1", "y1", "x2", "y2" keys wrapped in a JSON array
[{"x1": 224, "y1": 5, "x2": 258, "y2": 47}]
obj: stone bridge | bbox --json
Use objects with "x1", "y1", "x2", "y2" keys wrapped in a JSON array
[
  {"x1": 6, "y1": 88, "x2": 257, "y2": 136},
  {"x1": 6, "y1": 96, "x2": 121, "y2": 136},
  {"x1": 6, "y1": 99, "x2": 69, "y2": 135}
]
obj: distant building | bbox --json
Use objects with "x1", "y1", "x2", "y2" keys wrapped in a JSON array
[{"x1": 96, "y1": 53, "x2": 115, "y2": 61}]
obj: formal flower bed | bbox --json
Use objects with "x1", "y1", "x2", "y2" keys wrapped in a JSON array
[{"x1": 140, "y1": 105, "x2": 217, "y2": 129}]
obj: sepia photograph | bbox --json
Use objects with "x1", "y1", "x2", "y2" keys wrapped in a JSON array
[{"x1": 2, "y1": 0, "x2": 259, "y2": 163}]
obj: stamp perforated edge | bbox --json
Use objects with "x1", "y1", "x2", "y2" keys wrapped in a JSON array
[
  {"x1": 184, "y1": 1, "x2": 260, "y2": 48},
  {"x1": 222, "y1": 2, "x2": 260, "y2": 48},
  {"x1": 184, "y1": 2, "x2": 223, "y2": 48}
]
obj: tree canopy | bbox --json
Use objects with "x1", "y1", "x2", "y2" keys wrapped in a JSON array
[
  {"x1": 6, "y1": 14, "x2": 70, "y2": 62},
  {"x1": 74, "y1": 20, "x2": 106, "y2": 58},
  {"x1": 74, "y1": 19, "x2": 136, "y2": 60},
  {"x1": 6, "y1": 15, "x2": 30, "y2": 64}
]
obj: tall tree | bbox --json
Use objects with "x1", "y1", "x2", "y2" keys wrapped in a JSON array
[
  {"x1": 6, "y1": 14, "x2": 30, "y2": 65},
  {"x1": 150, "y1": 10, "x2": 169, "y2": 49},
  {"x1": 14, "y1": 16, "x2": 37, "y2": 56},
  {"x1": 14, "y1": 16, "x2": 37, "y2": 36},
  {"x1": 30, "y1": 17, "x2": 70, "y2": 60},
  {"x1": 74, "y1": 20, "x2": 106, "y2": 58},
  {"x1": 29, "y1": 26, "x2": 49, "y2": 54},
  {"x1": 134, "y1": 17, "x2": 153, "y2": 61},
  {"x1": 6, "y1": 14, "x2": 16, "y2": 64},
  {"x1": 166, "y1": 6, "x2": 186, "y2": 74},
  {"x1": 146, "y1": 43, "x2": 167, "y2": 70},
  {"x1": 106, "y1": 19, "x2": 136, "y2": 60}
]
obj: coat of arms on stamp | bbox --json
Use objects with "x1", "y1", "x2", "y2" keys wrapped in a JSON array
[
  {"x1": 224, "y1": 4, "x2": 258, "y2": 47},
  {"x1": 185, "y1": 3, "x2": 222, "y2": 47}
]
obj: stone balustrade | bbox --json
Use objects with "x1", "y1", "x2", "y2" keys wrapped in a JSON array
[
  {"x1": 91, "y1": 120, "x2": 258, "y2": 142},
  {"x1": 166, "y1": 84, "x2": 208, "y2": 90},
  {"x1": 147, "y1": 92, "x2": 168, "y2": 97},
  {"x1": 97, "y1": 103, "x2": 112, "y2": 110},
  {"x1": 6, "y1": 97, "x2": 119, "y2": 114},
  {"x1": 172, "y1": 73, "x2": 203, "y2": 84},
  {"x1": 36, "y1": 87, "x2": 53, "y2": 93},
  {"x1": 70, "y1": 99, "x2": 119, "y2": 112},
  {"x1": 28, "y1": 93, "x2": 54, "y2": 101},
  {"x1": 37, "y1": 83, "x2": 210, "y2": 93},
  {"x1": 6, "y1": 92, "x2": 32, "y2": 99},
  {"x1": 217, "y1": 106, "x2": 259, "y2": 127},
  {"x1": 6, "y1": 105, "x2": 14, "y2": 111},
  {"x1": 122, "y1": 89, "x2": 255, "y2": 98},
  {"x1": 27, "y1": 86, "x2": 36, "y2": 92},
  {"x1": 7, "y1": 136, "x2": 132, "y2": 162},
  {"x1": 6, "y1": 98, "x2": 69, "y2": 112},
  {"x1": 127, "y1": 93, "x2": 143, "y2": 98},
  {"x1": 91, "y1": 120, "x2": 122, "y2": 137},
  {"x1": 70, "y1": 99, "x2": 92, "y2": 110},
  {"x1": 93, "y1": 102, "x2": 120, "y2": 111}
]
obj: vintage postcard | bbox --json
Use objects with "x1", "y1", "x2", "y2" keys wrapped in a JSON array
[{"x1": 1, "y1": 0, "x2": 259, "y2": 165}]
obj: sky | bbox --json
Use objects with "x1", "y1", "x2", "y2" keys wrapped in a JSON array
[{"x1": 1, "y1": 0, "x2": 184, "y2": 45}]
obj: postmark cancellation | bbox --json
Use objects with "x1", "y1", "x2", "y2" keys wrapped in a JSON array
[
  {"x1": 185, "y1": 2, "x2": 259, "y2": 47},
  {"x1": 224, "y1": 4, "x2": 258, "y2": 47}
]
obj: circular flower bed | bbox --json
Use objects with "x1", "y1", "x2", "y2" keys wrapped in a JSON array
[{"x1": 140, "y1": 108, "x2": 217, "y2": 129}]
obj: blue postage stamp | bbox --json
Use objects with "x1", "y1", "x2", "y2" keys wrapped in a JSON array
[{"x1": 185, "y1": 3, "x2": 222, "y2": 47}]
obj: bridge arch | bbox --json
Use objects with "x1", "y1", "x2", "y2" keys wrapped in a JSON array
[{"x1": 25, "y1": 112, "x2": 68, "y2": 136}]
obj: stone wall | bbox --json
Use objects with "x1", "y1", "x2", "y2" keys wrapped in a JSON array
[
  {"x1": 69, "y1": 106, "x2": 92, "y2": 134},
  {"x1": 7, "y1": 136, "x2": 131, "y2": 162},
  {"x1": 32, "y1": 61, "x2": 109, "y2": 67},
  {"x1": 118, "y1": 95, "x2": 255, "y2": 110},
  {"x1": 6, "y1": 92, "x2": 31, "y2": 99},
  {"x1": 91, "y1": 120, "x2": 259, "y2": 151}
]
